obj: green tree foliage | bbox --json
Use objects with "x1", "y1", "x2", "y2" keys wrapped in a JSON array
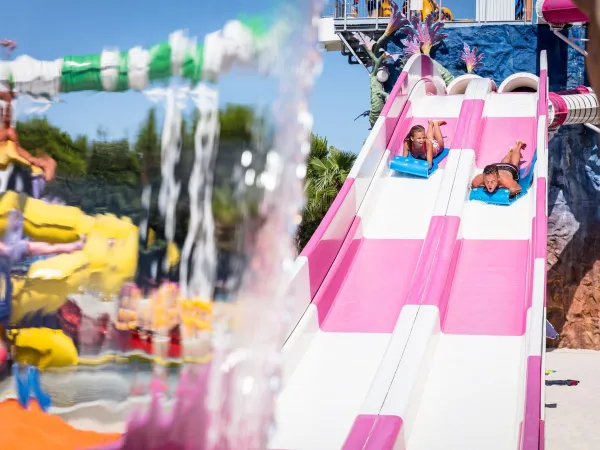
[
  {"x1": 14, "y1": 104, "x2": 338, "y2": 286},
  {"x1": 295, "y1": 134, "x2": 356, "y2": 253},
  {"x1": 16, "y1": 118, "x2": 87, "y2": 176}
]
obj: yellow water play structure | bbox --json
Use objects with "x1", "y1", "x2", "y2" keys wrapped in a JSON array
[
  {"x1": 7, "y1": 327, "x2": 78, "y2": 369},
  {"x1": 0, "y1": 190, "x2": 139, "y2": 324},
  {"x1": 0, "y1": 141, "x2": 44, "y2": 177}
]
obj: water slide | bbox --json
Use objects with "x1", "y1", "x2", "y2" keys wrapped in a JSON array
[{"x1": 270, "y1": 53, "x2": 549, "y2": 449}]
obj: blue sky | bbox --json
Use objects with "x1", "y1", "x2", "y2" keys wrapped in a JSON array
[{"x1": 6, "y1": 0, "x2": 475, "y2": 154}]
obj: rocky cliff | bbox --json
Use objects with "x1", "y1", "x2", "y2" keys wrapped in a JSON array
[{"x1": 547, "y1": 125, "x2": 600, "y2": 348}]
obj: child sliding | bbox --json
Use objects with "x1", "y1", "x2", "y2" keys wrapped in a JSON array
[{"x1": 403, "y1": 120, "x2": 446, "y2": 168}]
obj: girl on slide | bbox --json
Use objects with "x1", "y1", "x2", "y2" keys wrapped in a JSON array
[{"x1": 402, "y1": 120, "x2": 446, "y2": 168}]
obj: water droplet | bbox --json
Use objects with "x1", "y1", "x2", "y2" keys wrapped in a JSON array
[
  {"x1": 242, "y1": 376, "x2": 254, "y2": 395},
  {"x1": 245, "y1": 169, "x2": 256, "y2": 186},
  {"x1": 241, "y1": 150, "x2": 253, "y2": 167},
  {"x1": 296, "y1": 163, "x2": 307, "y2": 179},
  {"x1": 301, "y1": 141, "x2": 310, "y2": 155}
]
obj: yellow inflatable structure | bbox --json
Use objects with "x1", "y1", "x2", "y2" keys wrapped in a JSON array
[
  {"x1": 0, "y1": 190, "x2": 139, "y2": 323},
  {"x1": 7, "y1": 327, "x2": 78, "y2": 369},
  {"x1": 0, "y1": 141, "x2": 44, "y2": 177}
]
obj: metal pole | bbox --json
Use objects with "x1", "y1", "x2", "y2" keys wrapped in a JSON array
[
  {"x1": 553, "y1": 29, "x2": 588, "y2": 57},
  {"x1": 584, "y1": 123, "x2": 600, "y2": 135},
  {"x1": 344, "y1": 0, "x2": 347, "y2": 30}
]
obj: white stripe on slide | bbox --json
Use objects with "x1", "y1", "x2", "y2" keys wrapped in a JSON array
[{"x1": 527, "y1": 258, "x2": 546, "y2": 357}]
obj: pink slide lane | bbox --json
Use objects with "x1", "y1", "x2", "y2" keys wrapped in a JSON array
[
  {"x1": 315, "y1": 235, "x2": 424, "y2": 333},
  {"x1": 440, "y1": 240, "x2": 529, "y2": 336},
  {"x1": 477, "y1": 117, "x2": 537, "y2": 171},
  {"x1": 342, "y1": 415, "x2": 403, "y2": 450}
]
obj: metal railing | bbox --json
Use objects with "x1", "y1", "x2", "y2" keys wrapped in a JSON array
[{"x1": 324, "y1": 0, "x2": 534, "y2": 24}]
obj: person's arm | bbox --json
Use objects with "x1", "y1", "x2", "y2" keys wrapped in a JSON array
[
  {"x1": 471, "y1": 174, "x2": 484, "y2": 188},
  {"x1": 28, "y1": 240, "x2": 84, "y2": 256},
  {"x1": 425, "y1": 139, "x2": 434, "y2": 168},
  {"x1": 505, "y1": 180, "x2": 522, "y2": 197},
  {"x1": 402, "y1": 140, "x2": 409, "y2": 157}
]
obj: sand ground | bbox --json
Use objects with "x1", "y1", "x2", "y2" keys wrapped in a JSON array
[{"x1": 545, "y1": 349, "x2": 600, "y2": 450}]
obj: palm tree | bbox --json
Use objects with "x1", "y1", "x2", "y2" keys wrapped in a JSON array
[{"x1": 296, "y1": 138, "x2": 356, "y2": 252}]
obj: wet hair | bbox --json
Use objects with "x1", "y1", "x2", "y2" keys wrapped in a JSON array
[
  {"x1": 404, "y1": 125, "x2": 425, "y2": 142},
  {"x1": 483, "y1": 164, "x2": 499, "y2": 176}
]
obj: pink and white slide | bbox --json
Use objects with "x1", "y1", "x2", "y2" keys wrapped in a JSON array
[{"x1": 270, "y1": 53, "x2": 549, "y2": 450}]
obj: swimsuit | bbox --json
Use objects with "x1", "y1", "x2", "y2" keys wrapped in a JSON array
[
  {"x1": 495, "y1": 163, "x2": 520, "y2": 181},
  {"x1": 410, "y1": 139, "x2": 442, "y2": 160}
]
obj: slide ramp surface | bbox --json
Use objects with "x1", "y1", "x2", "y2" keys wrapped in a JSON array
[{"x1": 272, "y1": 54, "x2": 548, "y2": 450}]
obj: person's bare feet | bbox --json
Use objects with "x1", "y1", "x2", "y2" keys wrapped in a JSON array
[{"x1": 430, "y1": 120, "x2": 447, "y2": 126}]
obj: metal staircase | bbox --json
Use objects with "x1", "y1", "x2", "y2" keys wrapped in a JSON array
[{"x1": 338, "y1": 29, "x2": 386, "y2": 66}]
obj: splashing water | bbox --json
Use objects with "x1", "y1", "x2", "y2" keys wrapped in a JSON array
[
  {"x1": 157, "y1": 88, "x2": 182, "y2": 245},
  {"x1": 94, "y1": 365, "x2": 211, "y2": 450},
  {"x1": 179, "y1": 83, "x2": 219, "y2": 301},
  {"x1": 205, "y1": 1, "x2": 324, "y2": 448},
  {"x1": 98, "y1": 2, "x2": 323, "y2": 447}
]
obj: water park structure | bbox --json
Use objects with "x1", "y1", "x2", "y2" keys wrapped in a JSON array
[{"x1": 0, "y1": 0, "x2": 595, "y2": 448}]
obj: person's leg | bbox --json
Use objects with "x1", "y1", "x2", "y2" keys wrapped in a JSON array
[
  {"x1": 427, "y1": 120, "x2": 446, "y2": 152},
  {"x1": 501, "y1": 147, "x2": 514, "y2": 164},
  {"x1": 510, "y1": 140, "x2": 524, "y2": 167},
  {"x1": 425, "y1": 121, "x2": 435, "y2": 165},
  {"x1": 431, "y1": 120, "x2": 446, "y2": 150}
]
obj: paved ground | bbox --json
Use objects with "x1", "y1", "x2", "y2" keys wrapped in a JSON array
[{"x1": 545, "y1": 349, "x2": 600, "y2": 450}]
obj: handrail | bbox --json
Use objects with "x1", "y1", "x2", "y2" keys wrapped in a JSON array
[{"x1": 324, "y1": 0, "x2": 532, "y2": 24}]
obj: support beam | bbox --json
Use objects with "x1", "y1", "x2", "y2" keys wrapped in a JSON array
[
  {"x1": 553, "y1": 28, "x2": 588, "y2": 57},
  {"x1": 338, "y1": 33, "x2": 370, "y2": 75}
]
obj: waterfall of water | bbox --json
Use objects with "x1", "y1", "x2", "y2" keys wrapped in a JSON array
[
  {"x1": 180, "y1": 83, "x2": 219, "y2": 301},
  {"x1": 157, "y1": 88, "x2": 183, "y2": 246}
]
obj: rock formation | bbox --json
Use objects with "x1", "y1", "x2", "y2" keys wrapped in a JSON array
[{"x1": 547, "y1": 125, "x2": 600, "y2": 348}]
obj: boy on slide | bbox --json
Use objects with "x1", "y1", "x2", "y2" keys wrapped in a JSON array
[
  {"x1": 403, "y1": 120, "x2": 446, "y2": 169},
  {"x1": 471, "y1": 140, "x2": 525, "y2": 198}
]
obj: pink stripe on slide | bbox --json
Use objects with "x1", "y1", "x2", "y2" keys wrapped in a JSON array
[
  {"x1": 320, "y1": 238, "x2": 424, "y2": 333},
  {"x1": 406, "y1": 216, "x2": 460, "y2": 306},
  {"x1": 421, "y1": 56, "x2": 433, "y2": 78},
  {"x1": 343, "y1": 414, "x2": 402, "y2": 450},
  {"x1": 534, "y1": 178, "x2": 547, "y2": 260},
  {"x1": 537, "y1": 69, "x2": 548, "y2": 117},
  {"x1": 312, "y1": 216, "x2": 362, "y2": 328},
  {"x1": 476, "y1": 117, "x2": 537, "y2": 169},
  {"x1": 441, "y1": 240, "x2": 529, "y2": 336},
  {"x1": 520, "y1": 355, "x2": 542, "y2": 450},
  {"x1": 381, "y1": 71, "x2": 408, "y2": 118},
  {"x1": 451, "y1": 99, "x2": 484, "y2": 150},
  {"x1": 301, "y1": 178, "x2": 356, "y2": 298}
]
